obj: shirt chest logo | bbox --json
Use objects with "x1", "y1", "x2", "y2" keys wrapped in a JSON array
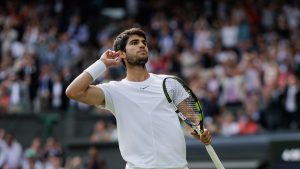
[{"x1": 140, "y1": 85, "x2": 150, "y2": 90}]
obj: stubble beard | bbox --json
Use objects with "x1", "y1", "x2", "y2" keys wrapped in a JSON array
[{"x1": 126, "y1": 54, "x2": 148, "y2": 67}]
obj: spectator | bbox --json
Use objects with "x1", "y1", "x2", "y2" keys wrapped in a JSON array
[
  {"x1": 238, "y1": 115, "x2": 258, "y2": 135},
  {"x1": 67, "y1": 14, "x2": 90, "y2": 45},
  {"x1": 82, "y1": 147, "x2": 105, "y2": 169},
  {"x1": 0, "y1": 83, "x2": 10, "y2": 112},
  {"x1": 8, "y1": 73, "x2": 29, "y2": 112},
  {"x1": 0, "y1": 129, "x2": 6, "y2": 167},
  {"x1": 280, "y1": 73, "x2": 300, "y2": 130},
  {"x1": 43, "y1": 137, "x2": 63, "y2": 162},
  {"x1": 64, "y1": 156, "x2": 83, "y2": 169},
  {"x1": 219, "y1": 52, "x2": 245, "y2": 115},
  {"x1": 0, "y1": 19, "x2": 18, "y2": 56},
  {"x1": 90, "y1": 120, "x2": 112, "y2": 143},
  {"x1": 21, "y1": 149, "x2": 44, "y2": 169},
  {"x1": 51, "y1": 74, "x2": 64, "y2": 110},
  {"x1": 1, "y1": 131, "x2": 23, "y2": 169},
  {"x1": 24, "y1": 137, "x2": 43, "y2": 161},
  {"x1": 45, "y1": 149, "x2": 64, "y2": 169},
  {"x1": 220, "y1": 111, "x2": 239, "y2": 137},
  {"x1": 38, "y1": 65, "x2": 53, "y2": 111}
]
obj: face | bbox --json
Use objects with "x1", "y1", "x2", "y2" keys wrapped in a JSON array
[
  {"x1": 124, "y1": 35, "x2": 149, "y2": 67},
  {"x1": 4, "y1": 133, "x2": 13, "y2": 146}
]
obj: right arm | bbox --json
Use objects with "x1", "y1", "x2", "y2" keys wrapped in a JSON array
[
  {"x1": 65, "y1": 50, "x2": 123, "y2": 106},
  {"x1": 65, "y1": 71, "x2": 105, "y2": 106}
]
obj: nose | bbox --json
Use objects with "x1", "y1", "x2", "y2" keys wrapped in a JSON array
[
  {"x1": 139, "y1": 42, "x2": 145, "y2": 48},
  {"x1": 139, "y1": 43, "x2": 147, "y2": 50}
]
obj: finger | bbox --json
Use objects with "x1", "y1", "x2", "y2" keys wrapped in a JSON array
[
  {"x1": 206, "y1": 137, "x2": 212, "y2": 145},
  {"x1": 103, "y1": 50, "x2": 111, "y2": 59},
  {"x1": 109, "y1": 50, "x2": 118, "y2": 58},
  {"x1": 190, "y1": 130, "x2": 198, "y2": 136},
  {"x1": 201, "y1": 132, "x2": 211, "y2": 140},
  {"x1": 200, "y1": 137, "x2": 209, "y2": 144},
  {"x1": 114, "y1": 51, "x2": 120, "y2": 58},
  {"x1": 203, "y1": 134, "x2": 212, "y2": 142},
  {"x1": 203, "y1": 138, "x2": 211, "y2": 145},
  {"x1": 114, "y1": 56, "x2": 122, "y2": 64},
  {"x1": 201, "y1": 131, "x2": 210, "y2": 140},
  {"x1": 108, "y1": 55, "x2": 121, "y2": 66},
  {"x1": 202, "y1": 129, "x2": 209, "y2": 136},
  {"x1": 111, "y1": 51, "x2": 121, "y2": 59},
  {"x1": 108, "y1": 50, "x2": 114, "y2": 58}
]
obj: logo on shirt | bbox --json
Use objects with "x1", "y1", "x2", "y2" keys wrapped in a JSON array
[{"x1": 140, "y1": 85, "x2": 150, "y2": 90}]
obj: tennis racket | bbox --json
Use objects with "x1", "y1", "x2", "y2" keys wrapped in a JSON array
[{"x1": 162, "y1": 77, "x2": 225, "y2": 169}]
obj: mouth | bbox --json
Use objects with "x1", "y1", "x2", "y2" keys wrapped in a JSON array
[{"x1": 138, "y1": 50, "x2": 147, "y2": 54}]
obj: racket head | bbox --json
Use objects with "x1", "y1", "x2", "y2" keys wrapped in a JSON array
[{"x1": 162, "y1": 77, "x2": 204, "y2": 134}]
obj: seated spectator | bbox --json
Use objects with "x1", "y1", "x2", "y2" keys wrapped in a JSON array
[
  {"x1": 45, "y1": 149, "x2": 64, "y2": 169},
  {"x1": 64, "y1": 156, "x2": 83, "y2": 169},
  {"x1": 0, "y1": 131, "x2": 23, "y2": 169},
  {"x1": 0, "y1": 128, "x2": 6, "y2": 167},
  {"x1": 24, "y1": 137, "x2": 43, "y2": 160},
  {"x1": 21, "y1": 149, "x2": 44, "y2": 169},
  {"x1": 43, "y1": 137, "x2": 63, "y2": 162},
  {"x1": 220, "y1": 111, "x2": 239, "y2": 137},
  {"x1": 82, "y1": 147, "x2": 105, "y2": 169},
  {"x1": 90, "y1": 120, "x2": 112, "y2": 142},
  {"x1": 239, "y1": 115, "x2": 258, "y2": 135}
]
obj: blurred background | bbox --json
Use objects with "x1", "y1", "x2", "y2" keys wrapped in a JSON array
[{"x1": 0, "y1": 0, "x2": 300, "y2": 168}]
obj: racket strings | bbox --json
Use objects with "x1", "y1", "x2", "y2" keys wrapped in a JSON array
[
  {"x1": 177, "y1": 97, "x2": 200, "y2": 126},
  {"x1": 165, "y1": 78, "x2": 200, "y2": 126}
]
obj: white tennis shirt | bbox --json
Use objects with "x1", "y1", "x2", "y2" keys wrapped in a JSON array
[{"x1": 98, "y1": 73, "x2": 187, "y2": 168}]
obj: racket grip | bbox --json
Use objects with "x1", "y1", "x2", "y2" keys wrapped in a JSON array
[{"x1": 205, "y1": 144, "x2": 225, "y2": 169}]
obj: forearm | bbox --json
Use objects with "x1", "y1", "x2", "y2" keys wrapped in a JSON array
[{"x1": 66, "y1": 60, "x2": 106, "y2": 100}]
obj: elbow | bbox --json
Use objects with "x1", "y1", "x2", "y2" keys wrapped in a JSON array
[{"x1": 65, "y1": 86, "x2": 78, "y2": 100}]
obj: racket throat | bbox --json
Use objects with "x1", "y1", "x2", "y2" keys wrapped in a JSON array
[
  {"x1": 176, "y1": 111, "x2": 187, "y2": 120},
  {"x1": 193, "y1": 125, "x2": 203, "y2": 135}
]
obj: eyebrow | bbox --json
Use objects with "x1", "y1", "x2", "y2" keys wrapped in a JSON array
[
  {"x1": 129, "y1": 39, "x2": 139, "y2": 43},
  {"x1": 129, "y1": 38, "x2": 146, "y2": 43}
]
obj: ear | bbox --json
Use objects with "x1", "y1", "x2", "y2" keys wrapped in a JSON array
[{"x1": 118, "y1": 51, "x2": 126, "y2": 59}]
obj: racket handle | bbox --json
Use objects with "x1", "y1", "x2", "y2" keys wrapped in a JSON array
[{"x1": 205, "y1": 144, "x2": 225, "y2": 169}]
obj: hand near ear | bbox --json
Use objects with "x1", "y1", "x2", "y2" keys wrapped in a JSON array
[{"x1": 100, "y1": 50, "x2": 124, "y2": 67}]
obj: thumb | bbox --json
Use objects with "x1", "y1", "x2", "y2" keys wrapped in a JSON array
[{"x1": 190, "y1": 130, "x2": 198, "y2": 136}]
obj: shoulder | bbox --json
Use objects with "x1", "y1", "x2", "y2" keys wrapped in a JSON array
[
  {"x1": 150, "y1": 73, "x2": 176, "y2": 80},
  {"x1": 98, "y1": 80, "x2": 121, "y2": 86},
  {"x1": 96, "y1": 80, "x2": 122, "y2": 92}
]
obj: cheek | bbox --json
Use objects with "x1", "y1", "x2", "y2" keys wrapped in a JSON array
[
  {"x1": 127, "y1": 47, "x2": 138, "y2": 55},
  {"x1": 125, "y1": 46, "x2": 134, "y2": 54}
]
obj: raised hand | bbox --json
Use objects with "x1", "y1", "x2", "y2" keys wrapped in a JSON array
[{"x1": 100, "y1": 49, "x2": 123, "y2": 67}]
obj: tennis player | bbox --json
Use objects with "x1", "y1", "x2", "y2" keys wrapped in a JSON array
[{"x1": 66, "y1": 28, "x2": 212, "y2": 169}]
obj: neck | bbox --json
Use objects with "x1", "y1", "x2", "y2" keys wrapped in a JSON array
[{"x1": 126, "y1": 66, "x2": 149, "y2": 82}]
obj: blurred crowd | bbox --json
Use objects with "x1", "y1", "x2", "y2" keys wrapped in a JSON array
[
  {"x1": 0, "y1": 0, "x2": 300, "y2": 143},
  {"x1": 0, "y1": 128, "x2": 106, "y2": 169}
]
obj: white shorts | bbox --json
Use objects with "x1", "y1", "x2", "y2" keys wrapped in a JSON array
[{"x1": 125, "y1": 163, "x2": 189, "y2": 169}]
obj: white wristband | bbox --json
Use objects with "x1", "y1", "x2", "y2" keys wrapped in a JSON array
[{"x1": 84, "y1": 60, "x2": 107, "y2": 80}]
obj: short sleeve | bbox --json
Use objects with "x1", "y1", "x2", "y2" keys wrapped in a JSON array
[{"x1": 97, "y1": 83, "x2": 116, "y2": 115}]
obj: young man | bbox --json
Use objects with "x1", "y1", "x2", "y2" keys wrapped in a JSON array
[{"x1": 66, "y1": 28, "x2": 212, "y2": 169}]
